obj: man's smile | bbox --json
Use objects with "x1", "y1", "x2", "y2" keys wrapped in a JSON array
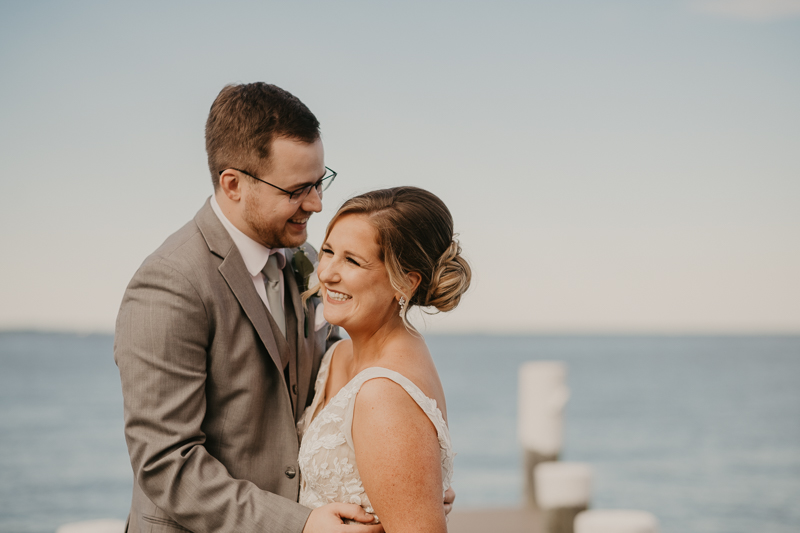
[{"x1": 288, "y1": 216, "x2": 309, "y2": 226}]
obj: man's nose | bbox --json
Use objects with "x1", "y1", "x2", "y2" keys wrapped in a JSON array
[{"x1": 301, "y1": 185, "x2": 323, "y2": 213}]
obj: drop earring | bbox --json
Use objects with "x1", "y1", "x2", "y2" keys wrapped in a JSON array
[{"x1": 398, "y1": 297, "x2": 406, "y2": 317}]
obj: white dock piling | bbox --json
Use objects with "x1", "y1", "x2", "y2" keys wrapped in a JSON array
[
  {"x1": 519, "y1": 361, "x2": 570, "y2": 507},
  {"x1": 574, "y1": 510, "x2": 659, "y2": 533},
  {"x1": 534, "y1": 461, "x2": 592, "y2": 533}
]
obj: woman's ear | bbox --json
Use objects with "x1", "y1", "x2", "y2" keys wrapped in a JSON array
[
  {"x1": 407, "y1": 272, "x2": 422, "y2": 294},
  {"x1": 394, "y1": 273, "x2": 421, "y2": 303}
]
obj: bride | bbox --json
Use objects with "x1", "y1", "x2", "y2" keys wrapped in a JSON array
[{"x1": 297, "y1": 186, "x2": 471, "y2": 533}]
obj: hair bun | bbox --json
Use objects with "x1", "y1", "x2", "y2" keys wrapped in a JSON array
[{"x1": 424, "y1": 239, "x2": 472, "y2": 312}]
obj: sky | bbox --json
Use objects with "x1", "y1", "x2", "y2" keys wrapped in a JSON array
[{"x1": 0, "y1": 0, "x2": 798, "y2": 334}]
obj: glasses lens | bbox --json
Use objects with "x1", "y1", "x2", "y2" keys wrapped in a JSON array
[
  {"x1": 288, "y1": 189, "x2": 304, "y2": 205},
  {"x1": 288, "y1": 169, "x2": 335, "y2": 204},
  {"x1": 288, "y1": 184, "x2": 314, "y2": 205},
  {"x1": 321, "y1": 169, "x2": 336, "y2": 192}
]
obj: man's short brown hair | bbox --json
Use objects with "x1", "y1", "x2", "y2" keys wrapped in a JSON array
[{"x1": 205, "y1": 83, "x2": 320, "y2": 189}]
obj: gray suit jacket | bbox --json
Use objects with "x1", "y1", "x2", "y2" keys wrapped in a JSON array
[{"x1": 115, "y1": 200, "x2": 329, "y2": 533}]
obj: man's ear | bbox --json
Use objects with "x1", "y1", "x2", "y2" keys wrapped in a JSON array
[{"x1": 219, "y1": 169, "x2": 244, "y2": 202}]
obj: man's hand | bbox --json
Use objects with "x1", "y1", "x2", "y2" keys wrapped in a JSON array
[
  {"x1": 303, "y1": 503, "x2": 384, "y2": 533},
  {"x1": 443, "y1": 486, "x2": 456, "y2": 516}
]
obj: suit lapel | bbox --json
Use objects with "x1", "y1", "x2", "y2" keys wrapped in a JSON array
[
  {"x1": 219, "y1": 256, "x2": 285, "y2": 374},
  {"x1": 195, "y1": 199, "x2": 285, "y2": 375}
]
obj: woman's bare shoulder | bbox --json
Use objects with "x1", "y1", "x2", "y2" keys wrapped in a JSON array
[
  {"x1": 376, "y1": 338, "x2": 447, "y2": 417},
  {"x1": 358, "y1": 352, "x2": 447, "y2": 419},
  {"x1": 353, "y1": 377, "x2": 438, "y2": 440}
]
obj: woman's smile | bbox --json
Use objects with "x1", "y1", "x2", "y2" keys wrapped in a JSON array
[{"x1": 325, "y1": 289, "x2": 352, "y2": 303}]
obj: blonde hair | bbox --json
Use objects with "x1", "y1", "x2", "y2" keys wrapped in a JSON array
[{"x1": 306, "y1": 186, "x2": 471, "y2": 329}]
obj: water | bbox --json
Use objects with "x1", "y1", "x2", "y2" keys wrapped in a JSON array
[
  {"x1": 0, "y1": 333, "x2": 130, "y2": 533},
  {"x1": 428, "y1": 335, "x2": 800, "y2": 533},
  {"x1": 1, "y1": 333, "x2": 798, "y2": 533}
]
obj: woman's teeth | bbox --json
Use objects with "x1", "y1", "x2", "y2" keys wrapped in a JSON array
[{"x1": 327, "y1": 290, "x2": 351, "y2": 302}]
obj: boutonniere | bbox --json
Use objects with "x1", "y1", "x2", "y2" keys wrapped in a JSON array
[
  {"x1": 292, "y1": 248, "x2": 317, "y2": 337},
  {"x1": 291, "y1": 248, "x2": 315, "y2": 293}
]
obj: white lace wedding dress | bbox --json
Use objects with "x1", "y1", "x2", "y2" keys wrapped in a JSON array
[{"x1": 297, "y1": 341, "x2": 455, "y2": 523}]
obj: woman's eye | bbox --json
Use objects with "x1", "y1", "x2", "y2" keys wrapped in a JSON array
[
  {"x1": 347, "y1": 257, "x2": 361, "y2": 266},
  {"x1": 321, "y1": 247, "x2": 333, "y2": 255}
]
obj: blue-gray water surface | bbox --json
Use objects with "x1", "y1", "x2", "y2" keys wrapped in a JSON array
[{"x1": 1, "y1": 332, "x2": 798, "y2": 533}]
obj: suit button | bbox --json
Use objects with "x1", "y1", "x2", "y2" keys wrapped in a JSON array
[
  {"x1": 292, "y1": 384, "x2": 298, "y2": 395},
  {"x1": 285, "y1": 466, "x2": 296, "y2": 479}
]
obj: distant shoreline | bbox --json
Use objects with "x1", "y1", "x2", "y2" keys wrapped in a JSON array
[{"x1": 2, "y1": 329, "x2": 799, "y2": 338}]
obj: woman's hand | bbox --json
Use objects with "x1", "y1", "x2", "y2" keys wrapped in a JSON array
[{"x1": 444, "y1": 486, "x2": 456, "y2": 516}]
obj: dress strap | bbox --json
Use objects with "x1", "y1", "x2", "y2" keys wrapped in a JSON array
[{"x1": 341, "y1": 367, "x2": 451, "y2": 452}]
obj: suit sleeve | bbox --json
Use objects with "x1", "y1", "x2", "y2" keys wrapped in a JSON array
[{"x1": 114, "y1": 259, "x2": 311, "y2": 533}]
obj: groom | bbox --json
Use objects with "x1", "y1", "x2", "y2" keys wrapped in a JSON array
[{"x1": 114, "y1": 83, "x2": 384, "y2": 532}]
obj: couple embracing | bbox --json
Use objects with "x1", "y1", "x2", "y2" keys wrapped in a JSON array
[{"x1": 114, "y1": 82, "x2": 470, "y2": 533}]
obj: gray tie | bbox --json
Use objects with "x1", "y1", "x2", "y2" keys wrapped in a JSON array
[{"x1": 264, "y1": 254, "x2": 286, "y2": 338}]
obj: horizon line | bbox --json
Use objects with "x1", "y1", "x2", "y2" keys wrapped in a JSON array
[{"x1": 2, "y1": 327, "x2": 799, "y2": 338}]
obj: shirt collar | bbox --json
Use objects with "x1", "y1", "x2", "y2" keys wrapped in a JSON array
[{"x1": 210, "y1": 194, "x2": 286, "y2": 275}]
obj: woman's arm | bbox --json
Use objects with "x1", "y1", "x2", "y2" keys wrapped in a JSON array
[{"x1": 352, "y1": 378, "x2": 447, "y2": 533}]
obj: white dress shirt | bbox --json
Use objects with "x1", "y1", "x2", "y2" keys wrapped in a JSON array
[{"x1": 210, "y1": 195, "x2": 285, "y2": 312}]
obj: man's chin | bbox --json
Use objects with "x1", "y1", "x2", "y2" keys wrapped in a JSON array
[
  {"x1": 258, "y1": 233, "x2": 305, "y2": 250},
  {"x1": 278, "y1": 231, "x2": 307, "y2": 250}
]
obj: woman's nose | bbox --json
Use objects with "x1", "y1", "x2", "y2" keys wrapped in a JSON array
[{"x1": 317, "y1": 259, "x2": 337, "y2": 283}]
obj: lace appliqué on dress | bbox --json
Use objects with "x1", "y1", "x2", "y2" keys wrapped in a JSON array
[{"x1": 297, "y1": 341, "x2": 455, "y2": 522}]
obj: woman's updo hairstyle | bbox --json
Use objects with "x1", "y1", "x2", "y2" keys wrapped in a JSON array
[{"x1": 324, "y1": 186, "x2": 471, "y2": 326}]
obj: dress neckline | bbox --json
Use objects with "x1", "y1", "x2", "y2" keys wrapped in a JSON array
[{"x1": 307, "y1": 341, "x2": 445, "y2": 427}]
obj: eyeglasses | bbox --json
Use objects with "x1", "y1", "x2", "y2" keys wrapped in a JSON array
[{"x1": 219, "y1": 166, "x2": 337, "y2": 205}]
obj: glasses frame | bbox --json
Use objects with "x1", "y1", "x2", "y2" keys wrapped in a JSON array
[{"x1": 219, "y1": 166, "x2": 337, "y2": 204}]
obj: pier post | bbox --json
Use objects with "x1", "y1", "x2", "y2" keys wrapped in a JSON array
[
  {"x1": 574, "y1": 510, "x2": 659, "y2": 533},
  {"x1": 534, "y1": 461, "x2": 592, "y2": 533},
  {"x1": 518, "y1": 361, "x2": 570, "y2": 507}
]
